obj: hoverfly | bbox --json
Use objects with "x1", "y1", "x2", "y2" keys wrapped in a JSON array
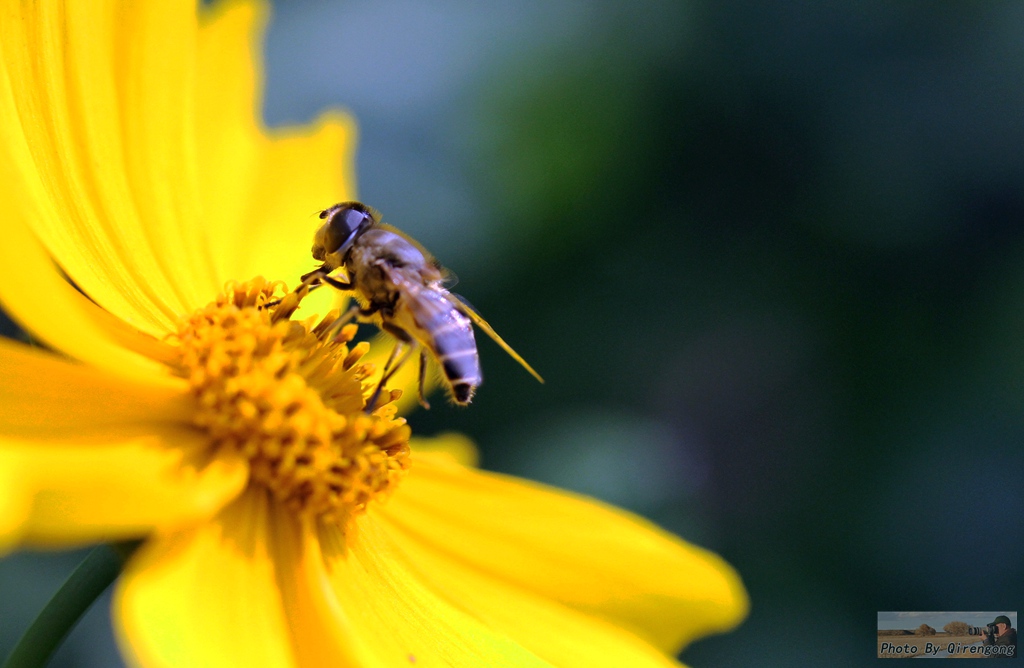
[{"x1": 297, "y1": 202, "x2": 542, "y2": 409}]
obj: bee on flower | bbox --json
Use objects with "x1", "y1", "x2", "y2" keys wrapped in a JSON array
[
  {"x1": 0, "y1": 2, "x2": 747, "y2": 667},
  {"x1": 294, "y1": 200, "x2": 543, "y2": 410}
]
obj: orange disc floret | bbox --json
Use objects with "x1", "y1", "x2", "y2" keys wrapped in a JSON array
[{"x1": 168, "y1": 278, "x2": 411, "y2": 523}]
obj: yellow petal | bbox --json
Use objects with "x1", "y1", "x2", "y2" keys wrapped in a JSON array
[
  {"x1": 0, "y1": 212, "x2": 178, "y2": 386},
  {"x1": 302, "y1": 517, "x2": 553, "y2": 668},
  {"x1": 410, "y1": 432, "x2": 480, "y2": 467},
  {"x1": 0, "y1": 2, "x2": 206, "y2": 334},
  {"x1": 0, "y1": 454, "x2": 30, "y2": 553},
  {"x1": 195, "y1": 0, "x2": 267, "y2": 284},
  {"x1": 0, "y1": 0, "x2": 356, "y2": 342},
  {"x1": 194, "y1": 1, "x2": 359, "y2": 303},
  {"x1": 0, "y1": 337, "x2": 189, "y2": 439},
  {"x1": 1, "y1": 431, "x2": 248, "y2": 551},
  {"x1": 377, "y1": 448, "x2": 749, "y2": 655},
  {"x1": 235, "y1": 114, "x2": 359, "y2": 290},
  {"x1": 115, "y1": 2, "x2": 219, "y2": 310},
  {"x1": 115, "y1": 488, "x2": 297, "y2": 668},
  {"x1": 368, "y1": 513, "x2": 685, "y2": 668},
  {"x1": 73, "y1": 293, "x2": 181, "y2": 366}
]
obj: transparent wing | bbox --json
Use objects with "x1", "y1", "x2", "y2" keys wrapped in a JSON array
[
  {"x1": 439, "y1": 267, "x2": 459, "y2": 290},
  {"x1": 449, "y1": 293, "x2": 544, "y2": 383}
]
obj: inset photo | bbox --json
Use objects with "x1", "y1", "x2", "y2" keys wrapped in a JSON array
[{"x1": 877, "y1": 612, "x2": 1017, "y2": 659}]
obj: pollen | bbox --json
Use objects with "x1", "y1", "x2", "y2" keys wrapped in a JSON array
[{"x1": 169, "y1": 277, "x2": 411, "y2": 523}]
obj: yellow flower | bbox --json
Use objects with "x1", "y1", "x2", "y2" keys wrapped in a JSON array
[{"x1": 0, "y1": 1, "x2": 747, "y2": 666}]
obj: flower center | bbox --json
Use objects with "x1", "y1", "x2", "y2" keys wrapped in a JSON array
[{"x1": 169, "y1": 278, "x2": 411, "y2": 523}]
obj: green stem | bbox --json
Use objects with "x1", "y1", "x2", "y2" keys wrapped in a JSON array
[{"x1": 2, "y1": 543, "x2": 138, "y2": 668}]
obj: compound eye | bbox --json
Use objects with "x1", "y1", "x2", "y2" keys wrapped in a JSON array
[{"x1": 321, "y1": 202, "x2": 373, "y2": 254}]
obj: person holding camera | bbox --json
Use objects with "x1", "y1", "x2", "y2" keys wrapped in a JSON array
[{"x1": 981, "y1": 615, "x2": 1017, "y2": 659}]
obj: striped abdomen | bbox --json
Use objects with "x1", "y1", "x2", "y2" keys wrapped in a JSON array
[{"x1": 411, "y1": 289, "x2": 482, "y2": 404}]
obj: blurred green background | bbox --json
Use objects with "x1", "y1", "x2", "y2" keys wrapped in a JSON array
[{"x1": 3, "y1": 1, "x2": 1023, "y2": 666}]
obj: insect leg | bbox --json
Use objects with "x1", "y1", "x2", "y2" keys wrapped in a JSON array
[
  {"x1": 262, "y1": 282, "x2": 316, "y2": 310},
  {"x1": 364, "y1": 342, "x2": 403, "y2": 413},
  {"x1": 324, "y1": 304, "x2": 361, "y2": 341},
  {"x1": 299, "y1": 266, "x2": 327, "y2": 284},
  {"x1": 263, "y1": 269, "x2": 330, "y2": 309},
  {"x1": 297, "y1": 266, "x2": 354, "y2": 292},
  {"x1": 417, "y1": 348, "x2": 431, "y2": 410},
  {"x1": 266, "y1": 267, "x2": 356, "y2": 310},
  {"x1": 364, "y1": 342, "x2": 418, "y2": 413}
]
